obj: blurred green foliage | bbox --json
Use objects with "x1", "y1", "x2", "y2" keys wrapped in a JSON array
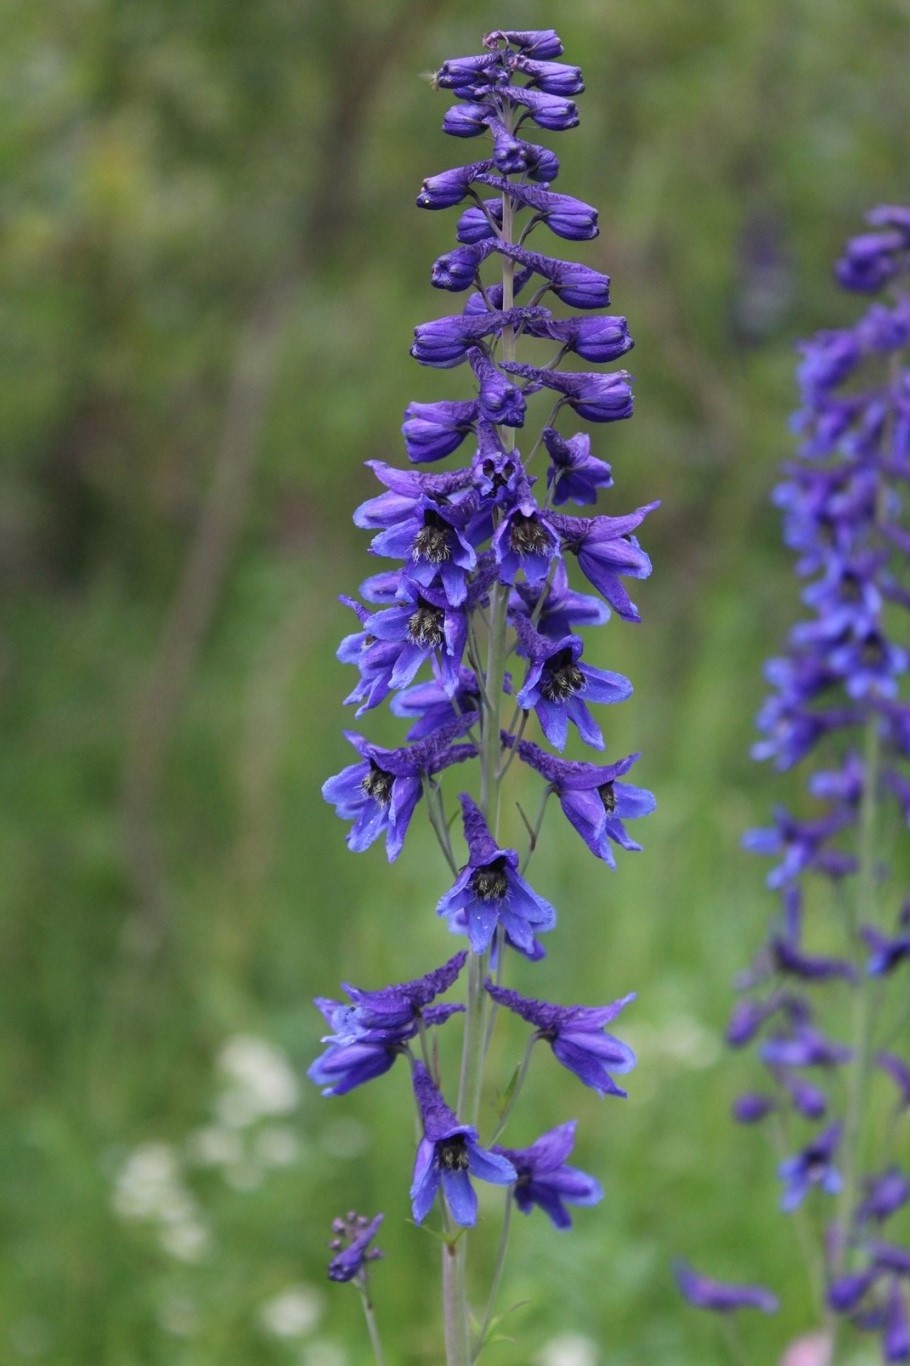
[{"x1": 2, "y1": 0, "x2": 908, "y2": 1361}]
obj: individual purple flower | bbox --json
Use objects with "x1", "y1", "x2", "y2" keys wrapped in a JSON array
[
  {"x1": 861, "y1": 924, "x2": 910, "y2": 975},
  {"x1": 325, "y1": 951, "x2": 468, "y2": 1039},
  {"x1": 415, "y1": 161, "x2": 493, "y2": 210},
  {"x1": 485, "y1": 980, "x2": 636, "y2": 1096},
  {"x1": 491, "y1": 489, "x2": 560, "y2": 586},
  {"x1": 511, "y1": 736, "x2": 655, "y2": 864},
  {"x1": 543, "y1": 427, "x2": 615, "y2": 507},
  {"x1": 474, "y1": 175, "x2": 597, "y2": 240},
  {"x1": 777, "y1": 1122, "x2": 843, "y2": 1211},
  {"x1": 409, "y1": 1061, "x2": 515, "y2": 1226},
  {"x1": 513, "y1": 613, "x2": 632, "y2": 751},
  {"x1": 759, "y1": 1023, "x2": 852, "y2": 1070},
  {"x1": 732, "y1": 1093, "x2": 778, "y2": 1124},
  {"x1": 856, "y1": 1168, "x2": 910, "y2": 1226},
  {"x1": 484, "y1": 28, "x2": 565, "y2": 61},
  {"x1": 436, "y1": 794, "x2": 556, "y2": 954},
  {"x1": 402, "y1": 398, "x2": 478, "y2": 463},
  {"x1": 492, "y1": 1121, "x2": 602, "y2": 1228},
  {"x1": 502, "y1": 359, "x2": 633, "y2": 421},
  {"x1": 509, "y1": 558, "x2": 610, "y2": 638},
  {"x1": 366, "y1": 578, "x2": 470, "y2": 695},
  {"x1": 675, "y1": 1261, "x2": 779, "y2": 1314},
  {"x1": 468, "y1": 346, "x2": 526, "y2": 427},
  {"x1": 327, "y1": 1212, "x2": 384, "y2": 1283},
  {"x1": 550, "y1": 506, "x2": 657, "y2": 620},
  {"x1": 322, "y1": 724, "x2": 475, "y2": 861}
]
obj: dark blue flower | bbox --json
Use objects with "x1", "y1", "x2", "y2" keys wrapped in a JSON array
[
  {"x1": 778, "y1": 1122, "x2": 843, "y2": 1211},
  {"x1": 322, "y1": 725, "x2": 475, "y2": 860},
  {"x1": 410, "y1": 1062, "x2": 515, "y2": 1226},
  {"x1": 543, "y1": 428, "x2": 614, "y2": 507},
  {"x1": 485, "y1": 980, "x2": 636, "y2": 1096},
  {"x1": 328, "y1": 1212, "x2": 384, "y2": 1283},
  {"x1": 402, "y1": 399, "x2": 477, "y2": 463},
  {"x1": 513, "y1": 613, "x2": 632, "y2": 751},
  {"x1": 550, "y1": 506, "x2": 657, "y2": 620},
  {"x1": 675, "y1": 1261, "x2": 779, "y2": 1314},
  {"x1": 493, "y1": 1121, "x2": 602, "y2": 1228},
  {"x1": 511, "y1": 736, "x2": 655, "y2": 864},
  {"x1": 436, "y1": 794, "x2": 556, "y2": 954}
]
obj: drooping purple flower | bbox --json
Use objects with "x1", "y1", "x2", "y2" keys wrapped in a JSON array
[
  {"x1": 511, "y1": 736, "x2": 655, "y2": 864},
  {"x1": 409, "y1": 1062, "x2": 515, "y2": 1226},
  {"x1": 856, "y1": 1168, "x2": 910, "y2": 1226},
  {"x1": 550, "y1": 506, "x2": 657, "y2": 619},
  {"x1": 501, "y1": 359, "x2": 633, "y2": 422},
  {"x1": 484, "y1": 29, "x2": 565, "y2": 61},
  {"x1": 327, "y1": 1212, "x2": 384, "y2": 1283},
  {"x1": 777, "y1": 1122, "x2": 843, "y2": 1211},
  {"x1": 322, "y1": 725, "x2": 475, "y2": 861},
  {"x1": 436, "y1": 794, "x2": 556, "y2": 954},
  {"x1": 675, "y1": 1261, "x2": 779, "y2": 1314},
  {"x1": 543, "y1": 427, "x2": 614, "y2": 507},
  {"x1": 513, "y1": 613, "x2": 632, "y2": 751},
  {"x1": 509, "y1": 558, "x2": 610, "y2": 638},
  {"x1": 493, "y1": 1121, "x2": 602, "y2": 1228},
  {"x1": 485, "y1": 980, "x2": 636, "y2": 1096},
  {"x1": 402, "y1": 398, "x2": 478, "y2": 463}
]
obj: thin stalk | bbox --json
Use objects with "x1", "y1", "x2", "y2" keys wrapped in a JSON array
[
  {"x1": 472, "y1": 1193, "x2": 514, "y2": 1361},
  {"x1": 828, "y1": 714, "x2": 881, "y2": 1350},
  {"x1": 357, "y1": 1279, "x2": 387, "y2": 1366},
  {"x1": 442, "y1": 1234, "x2": 470, "y2": 1366}
]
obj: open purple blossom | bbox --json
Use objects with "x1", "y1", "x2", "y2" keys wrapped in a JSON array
[
  {"x1": 511, "y1": 736, "x2": 655, "y2": 863},
  {"x1": 410, "y1": 1062, "x2": 515, "y2": 1227},
  {"x1": 675, "y1": 1261, "x2": 779, "y2": 1314},
  {"x1": 328, "y1": 1212, "x2": 384, "y2": 1284},
  {"x1": 493, "y1": 1121, "x2": 602, "y2": 1228},
  {"x1": 543, "y1": 427, "x2": 614, "y2": 506},
  {"x1": 509, "y1": 558, "x2": 610, "y2": 638},
  {"x1": 550, "y1": 506, "x2": 657, "y2": 619},
  {"x1": 322, "y1": 724, "x2": 475, "y2": 860},
  {"x1": 436, "y1": 795, "x2": 556, "y2": 954},
  {"x1": 491, "y1": 488, "x2": 560, "y2": 586},
  {"x1": 513, "y1": 612, "x2": 632, "y2": 750},
  {"x1": 778, "y1": 1122, "x2": 843, "y2": 1211},
  {"x1": 485, "y1": 980, "x2": 636, "y2": 1096}
]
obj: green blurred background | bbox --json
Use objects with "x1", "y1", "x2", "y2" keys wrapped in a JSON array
[{"x1": 2, "y1": 0, "x2": 908, "y2": 1361}]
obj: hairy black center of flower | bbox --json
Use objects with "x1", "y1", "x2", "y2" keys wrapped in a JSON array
[
  {"x1": 407, "y1": 599, "x2": 445, "y2": 648},
  {"x1": 438, "y1": 1136, "x2": 469, "y2": 1172},
  {"x1": 413, "y1": 511, "x2": 453, "y2": 564},
  {"x1": 361, "y1": 762, "x2": 394, "y2": 806},
  {"x1": 470, "y1": 859, "x2": 509, "y2": 902},
  {"x1": 599, "y1": 781, "x2": 616, "y2": 813},
  {"x1": 540, "y1": 649, "x2": 585, "y2": 702},
  {"x1": 508, "y1": 514, "x2": 550, "y2": 558}
]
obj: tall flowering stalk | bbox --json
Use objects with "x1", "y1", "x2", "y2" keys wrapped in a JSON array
[
  {"x1": 681, "y1": 209, "x2": 910, "y2": 1363},
  {"x1": 309, "y1": 28, "x2": 656, "y2": 1365}
]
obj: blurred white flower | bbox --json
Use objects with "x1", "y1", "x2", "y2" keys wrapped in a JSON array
[
  {"x1": 223, "y1": 1159, "x2": 263, "y2": 1192},
  {"x1": 255, "y1": 1123, "x2": 301, "y2": 1166},
  {"x1": 112, "y1": 1142, "x2": 183, "y2": 1221},
  {"x1": 216, "y1": 1035, "x2": 300, "y2": 1126},
  {"x1": 158, "y1": 1217, "x2": 212, "y2": 1262},
  {"x1": 258, "y1": 1285, "x2": 323, "y2": 1339},
  {"x1": 535, "y1": 1332, "x2": 600, "y2": 1366},
  {"x1": 185, "y1": 1124, "x2": 244, "y2": 1168}
]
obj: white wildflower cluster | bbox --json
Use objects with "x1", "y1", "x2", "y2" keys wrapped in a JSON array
[{"x1": 112, "y1": 1141, "x2": 211, "y2": 1263}]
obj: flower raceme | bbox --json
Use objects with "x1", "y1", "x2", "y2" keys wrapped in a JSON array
[
  {"x1": 312, "y1": 27, "x2": 658, "y2": 1361},
  {"x1": 683, "y1": 207, "x2": 910, "y2": 1362}
]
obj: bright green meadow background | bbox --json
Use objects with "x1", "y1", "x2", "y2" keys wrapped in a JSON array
[{"x1": 2, "y1": 0, "x2": 908, "y2": 1362}]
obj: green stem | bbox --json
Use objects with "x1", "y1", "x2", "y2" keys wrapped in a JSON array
[
  {"x1": 472, "y1": 1193, "x2": 514, "y2": 1361},
  {"x1": 357, "y1": 1277, "x2": 387, "y2": 1366},
  {"x1": 488, "y1": 1034, "x2": 537, "y2": 1145}
]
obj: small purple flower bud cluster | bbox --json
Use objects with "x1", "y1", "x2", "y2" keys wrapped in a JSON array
[
  {"x1": 328, "y1": 1211, "x2": 384, "y2": 1284},
  {"x1": 722, "y1": 208, "x2": 910, "y2": 1359},
  {"x1": 311, "y1": 29, "x2": 658, "y2": 1353}
]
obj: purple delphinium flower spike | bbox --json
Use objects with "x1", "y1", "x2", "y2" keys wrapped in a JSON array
[
  {"x1": 436, "y1": 794, "x2": 557, "y2": 953},
  {"x1": 410, "y1": 1062, "x2": 515, "y2": 1226},
  {"x1": 493, "y1": 1121, "x2": 602, "y2": 1228},
  {"x1": 485, "y1": 980, "x2": 636, "y2": 1096},
  {"x1": 328, "y1": 1212, "x2": 384, "y2": 1283},
  {"x1": 675, "y1": 1261, "x2": 779, "y2": 1314}
]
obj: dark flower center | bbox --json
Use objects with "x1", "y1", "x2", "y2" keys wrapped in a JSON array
[
  {"x1": 540, "y1": 648, "x2": 585, "y2": 702},
  {"x1": 361, "y1": 762, "x2": 394, "y2": 806},
  {"x1": 508, "y1": 514, "x2": 551, "y2": 558},
  {"x1": 470, "y1": 858, "x2": 509, "y2": 902},
  {"x1": 480, "y1": 456, "x2": 517, "y2": 492},
  {"x1": 860, "y1": 632, "x2": 885, "y2": 666},
  {"x1": 599, "y1": 781, "x2": 616, "y2": 813},
  {"x1": 438, "y1": 1136, "x2": 469, "y2": 1172},
  {"x1": 413, "y1": 511, "x2": 453, "y2": 564},
  {"x1": 408, "y1": 599, "x2": 445, "y2": 648}
]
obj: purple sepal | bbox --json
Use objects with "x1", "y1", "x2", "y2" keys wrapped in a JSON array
[
  {"x1": 493, "y1": 1121, "x2": 602, "y2": 1228},
  {"x1": 675, "y1": 1261, "x2": 779, "y2": 1314}
]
